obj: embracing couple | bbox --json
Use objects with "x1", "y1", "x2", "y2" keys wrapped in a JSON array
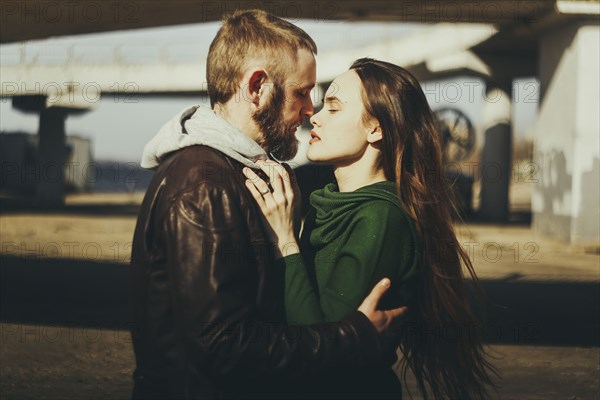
[{"x1": 129, "y1": 9, "x2": 497, "y2": 400}]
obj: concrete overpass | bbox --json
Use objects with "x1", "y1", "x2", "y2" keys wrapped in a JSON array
[
  {"x1": 0, "y1": 0, "x2": 560, "y2": 44},
  {"x1": 1, "y1": 0, "x2": 598, "y2": 245},
  {"x1": 0, "y1": 23, "x2": 498, "y2": 100}
]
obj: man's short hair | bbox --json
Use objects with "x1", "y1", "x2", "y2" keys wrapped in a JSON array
[{"x1": 206, "y1": 9, "x2": 317, "y2": 107}]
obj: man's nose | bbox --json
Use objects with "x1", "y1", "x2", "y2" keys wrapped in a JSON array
[{"x1": 303, "y1": 97, "x2": 314, "y2": 117}]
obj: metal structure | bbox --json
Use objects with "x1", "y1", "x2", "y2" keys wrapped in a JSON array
[{"x1": 435, "y1": 107, "x2": 476, "y2": 164}]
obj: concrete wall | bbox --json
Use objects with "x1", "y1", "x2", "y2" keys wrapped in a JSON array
[{"x1": 532, "y1": 20, "x2": 600, "y2": 244}]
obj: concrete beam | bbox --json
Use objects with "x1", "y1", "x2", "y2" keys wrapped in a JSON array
[
  {"x1": 1, "y1": 24, "x2": 497, "y2": 98},
  {"x1": 1, "y1": 63, "x2": 207, "y2": 98},
  {"x1": 1, "y1": 0, "x2": 557, "y2": 44}
]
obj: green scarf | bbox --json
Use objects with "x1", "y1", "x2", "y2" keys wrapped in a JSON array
[{"x1": 309, "y1": 180, "x2": 404, "y2": 246}]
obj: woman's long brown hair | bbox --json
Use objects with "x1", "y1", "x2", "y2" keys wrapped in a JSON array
[{"x1": 351, "y1": 58, "x2": 499, "y2": 399}]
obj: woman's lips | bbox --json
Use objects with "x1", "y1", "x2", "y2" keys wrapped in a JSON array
[{"x1": 309, "y1": 130, "x2": 321, "y2": 144}]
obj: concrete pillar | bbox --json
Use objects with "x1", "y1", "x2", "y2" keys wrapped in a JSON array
[
  {"x1": 36, "y1": 107, "x2": 68, "y2": 207},
  {"x1": 532, "y1": 20, "x2": 600, "y2": 245},
  {"x1": 479, "y1": 85, "x2": 512, "y2": 222},
  {"x1": 12, "y1": 96, "x2": 90, "y2": 208}
]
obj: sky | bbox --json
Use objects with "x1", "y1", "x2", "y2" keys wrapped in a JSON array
[{"x1": 0, "y1": 20, "x2": 538, "y2": 162}]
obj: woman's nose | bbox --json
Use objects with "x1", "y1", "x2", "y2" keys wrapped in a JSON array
[{"x1": 310, "y1": 112, "x2": 319, "y2": 127}]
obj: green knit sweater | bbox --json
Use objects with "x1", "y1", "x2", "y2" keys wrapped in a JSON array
[{"x1": 281, "y1": 180, "x2": 421, "y2": 326}]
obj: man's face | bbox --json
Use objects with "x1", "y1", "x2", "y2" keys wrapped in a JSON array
[{"x1": 252, "y1": 49, "x2": 316, "y2": 161}]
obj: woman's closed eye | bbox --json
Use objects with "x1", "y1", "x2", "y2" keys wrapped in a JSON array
[{"x1": 323, "y1": 98, "x2": 342, "y2": 114}]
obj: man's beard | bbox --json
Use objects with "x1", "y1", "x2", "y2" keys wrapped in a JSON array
[{"x1": 252, "y1": 84, "x2": 299, "y2": 161}]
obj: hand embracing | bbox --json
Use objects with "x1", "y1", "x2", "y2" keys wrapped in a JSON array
[{"x1": 243, "y1": 160, "x2": 300, "y2": 258}]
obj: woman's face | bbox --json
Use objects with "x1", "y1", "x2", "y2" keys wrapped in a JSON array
[{"x1": 307, "y1": 70, "x2": 377, "y2": 165}]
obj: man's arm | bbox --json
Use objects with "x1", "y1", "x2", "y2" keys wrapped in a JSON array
[{"x1": 164, "y1": 182, "x2": 396, "y2": 380}]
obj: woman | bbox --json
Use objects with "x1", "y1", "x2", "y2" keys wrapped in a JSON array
[{"x1": 243, "y1": 58, "x2": 498, "y2": 399}]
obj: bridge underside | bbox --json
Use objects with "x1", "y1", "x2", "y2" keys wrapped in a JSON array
[{"x1": 1, "y1": 0, "x2": 558, "y2": 44}]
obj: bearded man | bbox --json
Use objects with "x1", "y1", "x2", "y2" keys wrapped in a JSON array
[{"x1": 129, "y1": 9, "x2": 405, "y2": 399}]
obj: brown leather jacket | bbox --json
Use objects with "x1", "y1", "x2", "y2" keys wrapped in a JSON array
[{"x1": 129, "y1": 145, "x2": 385, "y2": 399}]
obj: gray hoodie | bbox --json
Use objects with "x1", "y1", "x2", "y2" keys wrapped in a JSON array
[{"x1": 141, "y1": 105, "x2": 269, "y2": 169}]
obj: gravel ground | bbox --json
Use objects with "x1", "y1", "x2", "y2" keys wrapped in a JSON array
[{"x1": 1, "y1": 324, "x2": 598, "y2": 399}]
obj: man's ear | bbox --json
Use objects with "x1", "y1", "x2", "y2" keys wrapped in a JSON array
[
  {"x1": 367, "y1": 124, "x2": 383, "y2": 144},
  {"x1": 246, "y1": 69, "x2": 268, "y2": 108}
]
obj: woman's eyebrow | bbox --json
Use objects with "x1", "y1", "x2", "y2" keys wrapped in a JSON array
[{"x1": 323, "y1": 96, "x2": 344, "y2": 104}]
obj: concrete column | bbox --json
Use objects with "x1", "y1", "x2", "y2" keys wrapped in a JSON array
[
  {"x1": 479, "y1": 85, "x2": 512, "y2": 222},
  {"x1": 36, "y1": 107, "x2": 68, "y2": 207},
  {"x1": 532, "y1": 20, "x2": 600, "y2": 245},
  {"x1": 12, "y1": 96, "x2": 90, "y2": 208}
]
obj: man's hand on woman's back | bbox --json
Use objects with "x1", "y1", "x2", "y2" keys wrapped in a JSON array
[{"x1": 358, "y1": 278, "x2": 408, "y2": 334}]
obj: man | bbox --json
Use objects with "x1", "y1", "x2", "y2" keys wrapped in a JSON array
[{"x1": 130, "y1": 9, "x2": 406, "y2": 399}]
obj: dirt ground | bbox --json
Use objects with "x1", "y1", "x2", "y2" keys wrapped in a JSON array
[
  {"x1": 1, "y1": 324, "x2": 133, "y2": 400},
  {"x1": 1, "y1": 323, "x2": 598, "y2": 399}
]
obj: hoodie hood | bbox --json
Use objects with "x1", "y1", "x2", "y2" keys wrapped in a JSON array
[{"x1": 141, "y1": 104, "x2": 269, "y2": 169}]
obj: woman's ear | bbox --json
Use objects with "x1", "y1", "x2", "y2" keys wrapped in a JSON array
[
  {"x1": 366, "y1": 124, "x2": 383, "y2": 144},
  {"x1": 245, "y1": 69, "x2": 268, "y2": 108}
]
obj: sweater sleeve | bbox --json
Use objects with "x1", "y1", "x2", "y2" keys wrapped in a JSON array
[{"x1": 282, "y1": 202, "x2": 420, "y2": 325}]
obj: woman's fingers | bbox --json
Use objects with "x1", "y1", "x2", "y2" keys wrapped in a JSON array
[
  {"x1": 255, "y1": 161, "x2": 294, "y2": 206},
  {"x1": 243, "y1": 166, "x2": 270, "y2": 193},
  {"x1": 244, "y1": 161, "x2": 295, "y2": 215},
  {"x1": 243, "y1": 167, "x2": 276, "y2": 209},
  {"x1": 244, "y1": 178, "x2": 266, "y2": 209},
  {"x1": 358, "y1": 278, "x2": 391, "y2": 314},
  {"x1": 357, "y1": 278, "x2": 408, "y2": 334}
]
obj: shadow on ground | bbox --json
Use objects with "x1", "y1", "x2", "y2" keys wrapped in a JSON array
[
  {"x1": 0, "y1": 198, "x2": 141, "y2": 216},
  {"x1": 1, "y1": 255, "x2": 598, "y2": 347}
]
